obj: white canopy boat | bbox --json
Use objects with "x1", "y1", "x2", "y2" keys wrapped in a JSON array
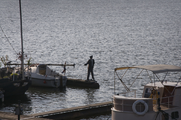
[{"x1": 112, "y1": 64, "x2": 181, "y2": 120}]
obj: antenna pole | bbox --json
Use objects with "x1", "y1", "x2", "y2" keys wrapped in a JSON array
[{"x1": 19, "y1": 0, "x2": 24, "y2": 80}]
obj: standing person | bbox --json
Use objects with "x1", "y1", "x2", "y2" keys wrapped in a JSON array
[{"x1": 84, "y1": 55, "x2": 95, "y2": 81}]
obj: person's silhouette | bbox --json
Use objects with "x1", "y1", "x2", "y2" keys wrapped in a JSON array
[{"x1": 84, "y1": 56, "x2": 95, "y2": 80}]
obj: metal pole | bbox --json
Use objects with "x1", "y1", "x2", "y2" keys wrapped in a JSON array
[
  {"x1": 114, "y1": 70, "x2": 115, "y2": 94},
  {"x1": 18, "y1": 101, "x2": 20, "y2": 120},
  {"x1": 19, "y1": 0, "x2": 24, "y2": 80}
]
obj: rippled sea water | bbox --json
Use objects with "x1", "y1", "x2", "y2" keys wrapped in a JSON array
[{"x1": 0, "y1": 0, "x2": 181, "y2": 119}]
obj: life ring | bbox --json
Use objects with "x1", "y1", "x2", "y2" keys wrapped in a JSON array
[{"x1": 132, "y1": 100, "x2": 148, "y2": 115}]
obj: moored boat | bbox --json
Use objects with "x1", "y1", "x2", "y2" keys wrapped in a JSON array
[
  {"x1": 24, "y1": 64, "x2": 67, "y2": 88},
  {"x1": 0, "y1": 67, "x2": 31, "y2": 97},
  {"x1": 112, "y1": 64, "x2": 181, "y2": 120},
  {"x1": 10, "y1": 63, "x2": 75, "y2": 88},
  {"x1": 0, "y1": 0, "x2": 31, "y2": 98}
]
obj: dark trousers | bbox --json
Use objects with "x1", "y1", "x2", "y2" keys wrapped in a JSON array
[{"x1": 87, "y1": 68, "x2": 94, "y2": 80}]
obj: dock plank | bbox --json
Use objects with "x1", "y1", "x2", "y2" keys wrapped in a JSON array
[
  {"x1": 0, "y1": 111, "x2": 50, "y2": 120},
  {"x1": 0, "y1": 102, "x2": 112, "y2": 120},
  {"x1": 30, "y1": 101, "x2": 112, "y2": 120}
]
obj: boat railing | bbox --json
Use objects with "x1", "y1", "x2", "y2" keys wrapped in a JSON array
[
  {"x1": 151, "y1": 95, "x2": 174, "y2": 108},
  {"x1": 113, "y1": 95, "x2": 176, "y2": 112},
  {"x1": 113, "y1": 96, "x2": 153, "y2": 112},
  {"x1": 160, "y1": 95, "x2": 174, "y2": 108}
]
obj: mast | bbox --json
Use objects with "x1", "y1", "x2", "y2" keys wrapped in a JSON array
[{"x1": 19, "y1": 0, "x2": 25, "y2": 80}]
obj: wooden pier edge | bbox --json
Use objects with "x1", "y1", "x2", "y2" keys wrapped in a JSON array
[
  {"x1": 0, "y1": 111, "x2": 50, "y2": 120},
  {"x1": 30, "y1": 101, "x2": 112, "y2": 120},
  {"x1": 0, "y1": 101, "x2": 112, "y2": 120},
  {"x1": 67, "y1": 78, "x2": 100, "y2": 89}
]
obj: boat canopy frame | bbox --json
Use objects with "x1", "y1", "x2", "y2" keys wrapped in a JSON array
[
  {"x1": 115, "y1": 64, "x2": 181, "y2": 74},
  {"x1": 114, "y1": 64, "x2": 181, "y2": 94}
]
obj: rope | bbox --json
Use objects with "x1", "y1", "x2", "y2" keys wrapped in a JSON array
[
  {"x1": 0, "y1": 24, "x2": 18, "y2": 54},
  {"x1": 155, "y1": 110, "x2": 177, "y2": 120},
  {"x1": 155, "y1": 98, "x2": 178, "y2": 120}
]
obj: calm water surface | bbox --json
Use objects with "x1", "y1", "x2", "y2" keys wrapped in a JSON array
[{"x1": 0, "y1": 0, "x2": 181, "y2": 119}]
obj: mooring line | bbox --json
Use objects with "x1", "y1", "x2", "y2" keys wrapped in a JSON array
[{"x1": 0, "y1": 24, "x2": 18, "y2": 54}]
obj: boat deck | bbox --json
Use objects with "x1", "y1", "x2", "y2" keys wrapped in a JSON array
[
  {"x1": 153, "y1": 104, "x2": 178, "y2": 112},
  {"x1": 67, "y1": 78, "x2": 100, "y2": 89}
]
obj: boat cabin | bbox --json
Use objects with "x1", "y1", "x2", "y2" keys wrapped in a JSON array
[
  {"x1": 28, "y1": 64, "x2": 59, "y2": 77},
  {"x1": 112, "y1": 64, "x2": 181, "y2": 120},
  {"x1": 143, "y1": 81, "x2": 181, "y2": 108}
]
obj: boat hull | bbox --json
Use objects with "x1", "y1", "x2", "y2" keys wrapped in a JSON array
[
  {"x1": 0, "y1": 78, "x2": 31, "y2": 97},
  {"x1": 30, "y1": 76, "x2": 67, "y2": 88},
  {"x1": 112, "y1": 107, "x2": 181, "y2": 120},
  {"x1": 112, "y1": 108, "x2": 156, "y2": 120}
]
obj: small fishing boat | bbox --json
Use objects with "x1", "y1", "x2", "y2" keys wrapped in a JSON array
[
  {"x1": 12, "y1": 63, "x2": 75, "y2": 88},
  {"x1": 13, "y1": 64, "x2": 67, "y2": 88},
  {"x1": 0, "y1": 67, "x2": 31, "y2": 97},
  {"x1": 112, "y1": 64, "x2": 181, "y2": 120},
  {"x1": 0, "y1": 0, "x2": 32, "y2": 98}
]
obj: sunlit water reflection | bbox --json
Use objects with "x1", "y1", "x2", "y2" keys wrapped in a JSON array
[{"x1": 0, "y1": 0, "x2": 181, "y2": 119}]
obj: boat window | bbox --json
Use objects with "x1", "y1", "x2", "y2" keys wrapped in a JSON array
[
  {"x1": 39, "y1": 65, "x2": 46, "y2": 75},
  {"x1": 161, "y1": 86, "x2": 175, "y2": 105},
  {"x1": 171, "y1": 111, "x2": 179, "y2": 119},
  {"x1": 144, "y1": 88, "x2": 151, "y2": 98}
]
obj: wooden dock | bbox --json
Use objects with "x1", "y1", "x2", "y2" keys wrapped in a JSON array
[
  {"x1": 0, "y1": 111, "x2": 50, "y2": 120},
  {"x1": 30, "y1": 101, "x2": 112, "y2": 120},
  {"x1": 0, "y1": 102, "x2": 112, "y2": 120},
  {"x1": 67, "y1": 78, "x2": 100, "y2": 89}
]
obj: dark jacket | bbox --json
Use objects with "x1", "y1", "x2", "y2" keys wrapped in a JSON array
[{"x1": 85, "y1": 59, "x2": 95, "y2": 69}]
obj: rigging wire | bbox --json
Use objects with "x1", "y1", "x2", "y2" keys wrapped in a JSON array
[
  {"x1": 0, "y1": 24, "x2": 18, "y2": 55},
  {"x1": 115, "y1": 70, "x2": 130, "y2": 91},
  {"x1": 128, "y1": 69, "x2": 143, "y2": 89}
]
